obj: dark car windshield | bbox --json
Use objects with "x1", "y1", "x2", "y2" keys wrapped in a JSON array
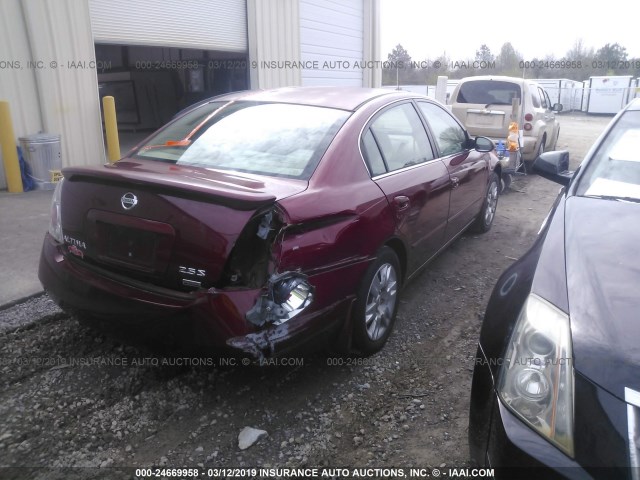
[
  {"x1": 456, "y1": 80, "x2": 522, "y2": 105},
  {"x1": 132, "y1": 101, "x2": 350, "y2": 179},
  {"x1": 576, "y1": 110, "x2": 640, "y2": 201}
]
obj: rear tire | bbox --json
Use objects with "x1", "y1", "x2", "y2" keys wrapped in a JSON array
[
  {"x1": 471, "y1": 172, "x2": 499, "y2": 233},
  {"x1": 352, "y1": 247, "x2": 401, "y2": 356}
]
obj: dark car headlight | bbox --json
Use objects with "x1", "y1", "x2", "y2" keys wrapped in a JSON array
[
  {"x1": 48, "y1": 179, "x2": 64, "y2": 243},
  {"x1": 497, "y1": 293, "x2": 575, "y2": 457}
]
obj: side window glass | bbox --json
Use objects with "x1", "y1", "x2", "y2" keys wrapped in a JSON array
[
  {"x1": 369, "y1": 103, "x2": 434, "y2": 172},
  {"x1": 361, "y1": 129, "x2": 387, "y2": 176},
  {"x1": 530, "y1": 87, "x2": 540, "y2": 108},
  {"x1": 538, "y1": 88, "x2": 548, "y2": 109},
  {"x1": 417, "y1": 102, "x2": 467, "y2": 156},
  {"x1": 543, "y1": 90, "x2": 553, "y2": 110}
]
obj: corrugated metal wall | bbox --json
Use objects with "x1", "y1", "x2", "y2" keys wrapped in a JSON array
[
  {"x1": 0, "y1": 0, "x2": 44, "y2": 189},
  {"x1": 90, "y1": 0, "x2": 247, "y2": 51},
  {"x1": 247, "y1": 0, "x2": 302, "y2": 89},
  {"x1": 363, "y1": 0, "x2": 381, "y2": 88},
  {"x1": 22, "y1": 0, "x2": 105, "y2": 170},
  {"x1": 0, "y1": 0, "x2": 105, "y2": 190}
]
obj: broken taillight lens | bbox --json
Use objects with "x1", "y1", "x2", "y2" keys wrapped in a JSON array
[{"x1": 246, "y1": 272, "x2": 314, "y2": 327}]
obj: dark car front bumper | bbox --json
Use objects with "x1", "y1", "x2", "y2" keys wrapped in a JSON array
[
  {"x1": 470, "y1": 344, "x2": 632, "y2": 480},
  {"x1": 39, "y1": 233, "x2": 354, "y2": 358}
]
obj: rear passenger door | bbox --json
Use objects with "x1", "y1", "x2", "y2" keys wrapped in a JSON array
[
  {"x1": 361, "y1": 102, "x2": 451, "y2": 275},
  {"x1": 417, "y1": 101, "x2": 489, "y2": 238}
]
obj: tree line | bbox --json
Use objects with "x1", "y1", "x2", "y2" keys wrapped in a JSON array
[{"x1": 382, "y1": 41, "x2": 640, "y2": 85}]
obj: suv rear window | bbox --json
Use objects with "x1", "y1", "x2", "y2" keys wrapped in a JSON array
[{"x1": 456, "y1": 81, "x2": 522, "y2": 105}]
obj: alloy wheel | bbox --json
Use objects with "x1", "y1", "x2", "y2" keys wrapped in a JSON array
[
  {"x1": 485, "y1": 181, "x2": 499, "y2": 226},
  {"x1": 364, "y1": 263, "x2": 398, "y2": 341}
]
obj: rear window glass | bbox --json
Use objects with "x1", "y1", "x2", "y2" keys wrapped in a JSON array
[
  {"x1": 456, "y1": 80, "x2": 522, "y2": 105},
  {"x1": 132, "y1": 101, "x2": 350, "y2": 179}
]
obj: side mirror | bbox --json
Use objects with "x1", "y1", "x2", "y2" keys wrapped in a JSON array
[
  {"x1": 474, "y1": 136, "x2": 494, "y2": 153},
  {"x1": 552, "y1": 103, "x2": 563, "y2": 113},
  {"x1": 532, "y1": 151, "x2": 574, "y2": 186}
]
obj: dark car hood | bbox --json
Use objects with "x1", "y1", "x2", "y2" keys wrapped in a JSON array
[{"x1": 565, "y1": 196, "x2": 640, "y2": 399}]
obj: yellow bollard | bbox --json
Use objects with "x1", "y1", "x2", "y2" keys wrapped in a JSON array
[
  {"x1": 0, "y1": 101, "x2": 24, "y2": 193},
  {"x1": 102, "y1": 96, "x2": 121, "y2": 163}
]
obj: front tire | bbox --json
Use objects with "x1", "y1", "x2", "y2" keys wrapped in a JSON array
[
  {"x1": 471, "y1": 172, "x2": 499, "y2": 233},
  {"x1": 352, "y1": 247, "x2": 401, "y2": 355}
]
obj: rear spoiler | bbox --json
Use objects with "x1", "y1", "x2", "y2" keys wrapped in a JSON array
[{"x1": 63, "y1": 165, "x2": 276, "y2": 211}]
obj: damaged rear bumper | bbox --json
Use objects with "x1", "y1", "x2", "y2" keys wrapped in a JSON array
[{"x1": 39, "y1": 233, "x2": 357, "y2": 358}]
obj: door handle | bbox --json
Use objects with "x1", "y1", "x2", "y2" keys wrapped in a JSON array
[
  {"x1": 393, "y1": 195, "x2": 410, "y2": 211},
  {"x1": 451, "y1": 177, "x2": 460, "y2": 189}
]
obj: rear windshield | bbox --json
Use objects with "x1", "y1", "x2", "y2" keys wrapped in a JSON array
[
  {"x1": 132, "y1": 101, "x2": 350, "y2": 179},
  {"x1": 456, "y1": 80, "x2": 522, "y2": 105}
]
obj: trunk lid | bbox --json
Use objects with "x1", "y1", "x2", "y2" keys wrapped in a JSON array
[{"x1": 60, "y1": 160, "x2": 306, "y2": 291}]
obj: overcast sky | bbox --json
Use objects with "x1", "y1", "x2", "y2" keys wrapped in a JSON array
[{"x1": 380, "y1": 0, "x2": 639, "y2": 61}]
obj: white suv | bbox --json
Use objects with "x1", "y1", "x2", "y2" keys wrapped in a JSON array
[{"x1": 450, "y1": 76, "x2": 561, "y2": 164}]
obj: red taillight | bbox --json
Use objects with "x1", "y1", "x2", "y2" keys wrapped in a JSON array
[
  {"x1": 524, "y1": 123, "x2": 532, "y2": 131},
  {"x1": 524, "y1": 113, "x2": 533, "y2": 121}
]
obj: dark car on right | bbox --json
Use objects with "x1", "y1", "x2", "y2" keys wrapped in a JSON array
[{"x1": 469, "y1": 98, "x2": 640, "y2": 479}]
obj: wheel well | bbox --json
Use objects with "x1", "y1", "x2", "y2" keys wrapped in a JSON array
[{"x1": 384, "y1": 238, "x2": 407, "y2": 283}]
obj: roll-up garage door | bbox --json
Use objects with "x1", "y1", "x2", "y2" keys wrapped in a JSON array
[
  {"x1": 300, "y1": 0, "x2": 363, "y2": 86},
  {"x1": 89, "y1": 0, "x2": 247, "y2": 52}
]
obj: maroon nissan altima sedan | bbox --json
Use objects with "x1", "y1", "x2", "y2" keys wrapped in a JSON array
[{"x1": 39, "y1": 86, "x2": 501, "y2": 359}]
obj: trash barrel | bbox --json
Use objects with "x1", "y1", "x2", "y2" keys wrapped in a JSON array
[{"x1": 18, "y1": 133, "x2": 62, "y2": 190}]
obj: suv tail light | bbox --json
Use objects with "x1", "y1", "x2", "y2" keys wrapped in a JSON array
[{"x1": 523, "y1": 113, "x2": 533, "y2": 131}]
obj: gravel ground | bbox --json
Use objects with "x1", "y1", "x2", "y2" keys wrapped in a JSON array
[{"x1": 0, "y1": 113, "x2": 611, "y2": 479}]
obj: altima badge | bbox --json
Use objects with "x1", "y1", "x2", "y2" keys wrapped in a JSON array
[{"x1": 121, "y1": 192, "x2": 138, "y2": 210}]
